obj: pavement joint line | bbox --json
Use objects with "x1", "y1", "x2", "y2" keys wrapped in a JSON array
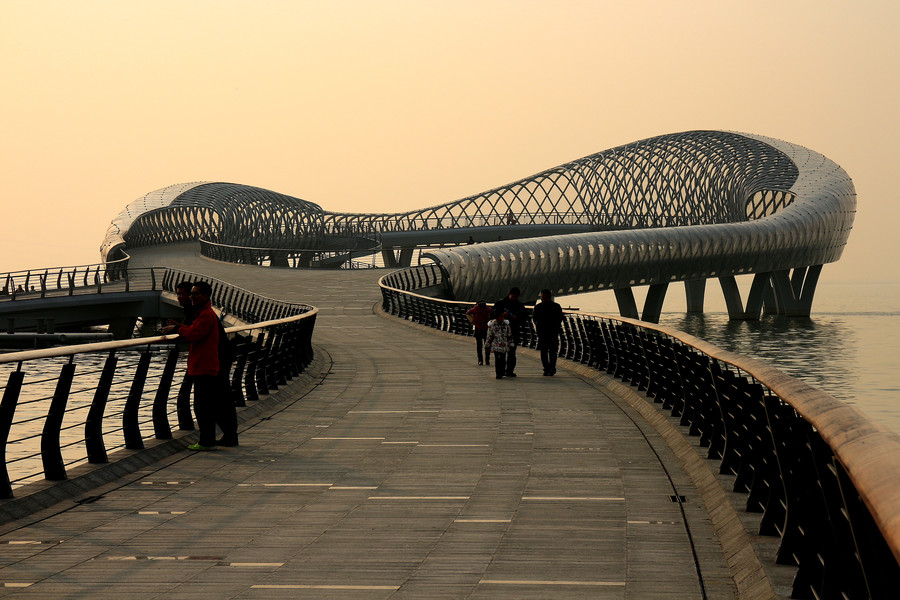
[
  {"x1": 252, "y1": 585, "x2": 401, "y2": 590},
  {"x1": 368, "y1": 496, "x2": 470, "y2": 500},
  {"x1": 480, "y1": 580, "x2": 626, "y2": 586},
  {"x1": 137, "y1": 511, "x2": 186, "y2": 515},
  {"x1": 312, "y1": 437, "x2": 386, "y2": 440},
  {"x1": 418, "y1": 444, "x2": 490, "y2": 447},
  {"x1": 455, "y1": 519, "x2": 512, "y2": 523},
  {"x1": 628, "y1": 520, "x2": 678, "y2": 524},
  {"x1": 140, "y1": 481, "x2": 193, "y2": 485},
  {"x1": 105, "y1": 555, "x2": 224, "y2": 561},
  {"x1": 521, "y1": 496, "x2": 626, "y2": 501},
  {"x1": 237, "y1": 483, "x2": 333, "y2": 488},
  {"x1": 349, "y1": 410, "x2": 440, "y2": 414}
]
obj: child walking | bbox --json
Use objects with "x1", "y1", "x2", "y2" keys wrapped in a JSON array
[{"x1": 484, "y1": 310, "x2": 513, "y2": 379}]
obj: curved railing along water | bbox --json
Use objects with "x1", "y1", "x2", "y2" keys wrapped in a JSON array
[
  {"x1": 379, "y1": 264, "x2": 898, "y2": 600},
  {"x1": 0, "y1": 270, "x2": 317, "y2": 499},
  {"x1": 1, "y1": 256, "x2": 131, "y2": 302}
]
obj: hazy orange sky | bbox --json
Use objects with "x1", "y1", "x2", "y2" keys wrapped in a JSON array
[{"x1": 2, "y1": 0, "x2": 898, "y2": 282}]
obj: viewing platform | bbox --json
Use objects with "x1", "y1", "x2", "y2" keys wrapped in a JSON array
[{"x1": 0, "y1": 247, "x2": 773, "y2": 598}]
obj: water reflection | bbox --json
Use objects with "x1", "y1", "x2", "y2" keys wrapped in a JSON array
[
  {"x1": 662, "y1": 313, "x2": 859, "y2": 404},
  {"x1": 0, "y1": 349, "x2": 182, "y2": 488}
]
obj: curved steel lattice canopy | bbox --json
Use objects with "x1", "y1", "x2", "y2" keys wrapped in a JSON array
[
  {"x1": 100, "y1": 130, "x2": 855, "y2": 309},
  {"x1": 425, "y1": 132, "x2": 854, "y2": 302}
]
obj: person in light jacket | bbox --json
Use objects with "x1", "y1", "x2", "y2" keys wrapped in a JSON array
[{"x1": 484, "y1": 310, "x2": 513, "y2": 380}]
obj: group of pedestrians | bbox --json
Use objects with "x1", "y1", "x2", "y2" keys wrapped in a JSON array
[
  {"x1": 162, "y1": 280, "x2": 239, "y2": 451},
  {"x1": 466, "y1": 286, "x2": 564, "y2": 379}
]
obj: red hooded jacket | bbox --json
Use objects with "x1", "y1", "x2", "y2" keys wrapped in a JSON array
[{"x1": 178, "y1": 301, "x2": 220, "y2": 376}]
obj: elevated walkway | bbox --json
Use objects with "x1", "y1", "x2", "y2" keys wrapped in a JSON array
[{"x1": 0, "y1": 246, "x2": 776, "y2": 597}]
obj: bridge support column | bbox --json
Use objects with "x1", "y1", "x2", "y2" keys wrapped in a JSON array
[
  {"x1": 770, "y1": 265, "x2": 822, "y2": 317},
  {"x1": 614, "y1": 288, "x2": 639, "y2": 319},
  {"x1": 381, "y1": 248, "x2": 399, "y2": 268},
  {"x1": 398, "y1": 248, "x2": 415, "y2": 267},
  {"x1": 684, "y1": 279, "x2": 706, "y2": 313},
  {"x1": 641, "y1": 283, "x2": 669, "y2": 323},
  {"x1": 719, "y1": 273, "x2": 771, "y2": 320},
  {"x1": 269, "y1": 251, "x2": 289, "y2": 268},
  {"x1": 108, "y1": 316, "x2": 138, "y2": 340}
]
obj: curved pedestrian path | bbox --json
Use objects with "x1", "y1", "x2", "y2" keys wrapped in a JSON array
[{"x1": 0, "y1": 245, "x2": 751, "y2": 598}]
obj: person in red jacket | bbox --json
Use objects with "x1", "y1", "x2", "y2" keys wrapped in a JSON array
[
  {"x1": 164, "y1": 280, "x2": 220, "y2": 450},
  {"x1": 465, "y1": 300, "x2": 491, "y2": 365}
]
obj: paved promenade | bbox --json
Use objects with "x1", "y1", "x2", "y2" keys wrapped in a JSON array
[{"x1": 0, "y1": 245, "x2": 750, "y2": 598}]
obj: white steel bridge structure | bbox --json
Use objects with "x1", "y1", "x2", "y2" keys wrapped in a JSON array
[{"x1": 100, "y1": 130, "x2": 855, "y2": 322}]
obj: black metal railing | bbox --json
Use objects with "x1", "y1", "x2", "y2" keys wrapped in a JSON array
[
  {"x1": 0, "y1": 280, "x2": 317, "y2": 497},
  {"x1": 0, "y1": 256, "x2": 131, "y2": 301},
  {"x1": 379, "y1": 265, "x2": 900, "y2": 600},
  {"x1": 199, "y1": 239, "x2": 381, "y2": 269}
]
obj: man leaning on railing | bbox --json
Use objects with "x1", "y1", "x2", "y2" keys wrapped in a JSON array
[{"x1": 162, "y1": 281, "x2": 221, "y2": 451}]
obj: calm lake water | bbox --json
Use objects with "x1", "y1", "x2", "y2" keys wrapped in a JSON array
[{"x1": 574, "y1": 281, "x2": 900, "y2": 433}]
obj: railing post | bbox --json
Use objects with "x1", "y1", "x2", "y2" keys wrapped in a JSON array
[
  {"x1": 230, "y1": 335, "x2": 249, "y2": 407},
  {"x1": 123, "y1": 350, "x2": 152, "y2": 449},
  {"x1": 85, "y1": 351, "x2": 118, "y2": 464},
  {"x1": 256, "y1": 332, "x2": 272, "y2": 396},
  {"x1": 0, "y1": 368, "x2": 25, "y2": 498},
  {"x1": 41, "y1": 360, "x2": 76, "y2": 481},
  {"x1": 152, "y1": 347, "x2": 180, "y2": 440}
]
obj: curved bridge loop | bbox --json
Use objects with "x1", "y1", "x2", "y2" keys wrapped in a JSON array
[
  {"x1": 424, "y1": 133, "x2": 854, "y2": 320},
  {"x1": 379, "y1": 264, "x2": 899, "y2": 600},
  {"x1": 99, "y1": 130, "x2": 855, "y2": 323}
]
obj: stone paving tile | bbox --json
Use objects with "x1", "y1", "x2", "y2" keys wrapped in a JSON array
[{"x1": 0, "y1": 246, "x2": 747, "y2": 598}]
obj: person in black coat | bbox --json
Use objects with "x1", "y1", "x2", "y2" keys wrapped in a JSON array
[
  {"x1": 532, "y1": 289, "x2": 564, "y2": 376},
  {"x1": 491, "y1": 287, "x2": 527, "y2": 377}
]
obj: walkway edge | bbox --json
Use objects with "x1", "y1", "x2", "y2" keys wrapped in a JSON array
[
  {"x1": 374, "y1": 304, "x2": 776, "y2": 600},
  {"x1": 0, "y1": 344, "x2": 330, "y2": 527}
]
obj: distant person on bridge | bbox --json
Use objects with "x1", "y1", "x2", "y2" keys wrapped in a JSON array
[
  {"x1": 532, "y1": 289, "x2": 564, "y2": 376},
  {"x1": 485, "y1": 310, "x2": 513, "y2": 379},
  {"x1": 491, "y1": 287, "x2": 527, "y2": 377},
  {"x1": 466, "y1": 300, "x2": 491, "y2": 366}
]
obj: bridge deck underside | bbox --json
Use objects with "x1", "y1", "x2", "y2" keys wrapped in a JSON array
[{"x1": 0, "y1": 246, "x2": 745, "y2": 597}]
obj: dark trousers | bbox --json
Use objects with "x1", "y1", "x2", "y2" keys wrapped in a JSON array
[
  {"x1": 493, "y1": 351, "x2": 507, "y2": 378},
  {"x1": 216, "y1": 369, "x2": 238, "y2": 442},
  {"x1": 506, "y1": 343, "x2": 517, "y2": 375},
  {"x1": 193, "y1": 375, "x2": 219, "y2": 446},
  {"x1": 474, "y1": 329, "x2": 487, "y2": 363},
  {"x1": 539, "y1": 339, "x2": 559, "y2": 374}
]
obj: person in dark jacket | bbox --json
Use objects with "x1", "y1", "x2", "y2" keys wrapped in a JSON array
[
  {"x1": 491, "y1": 287, "x2": 527, "y2": 377},
  {"x1": 466, "y1": 300, "x2": 491, "y2": 365},
  {"x1": 532, "y1": 289, "x2": 564, "y2": 376},
  {"x1": 164, "y1": 281, "x2": 219, "y2": 450}
]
